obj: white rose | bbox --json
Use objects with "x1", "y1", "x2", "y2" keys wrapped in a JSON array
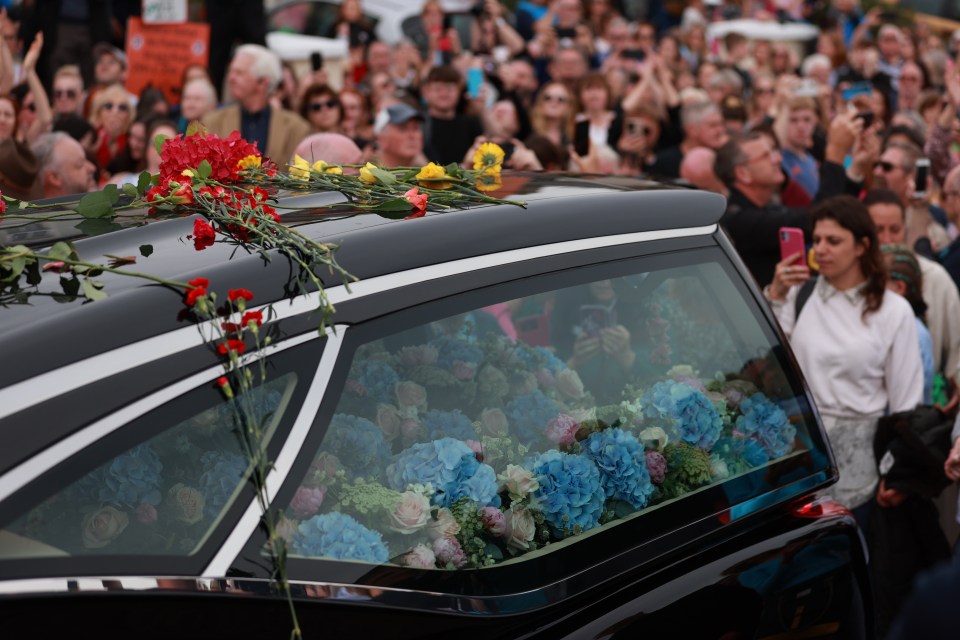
[
  {"x1": 505, "y1": 505, "x2": 536, "y2": 551},
  {"x1": 639, "y1": 427, "x2": 668, "y2": 451},
  {"x1": 426, "y1": 507, "x2": 461, "y2": 540},
  {"x1": 498, "y1": 464, "x2": 539, "y2": 501},
  {"x1": 400, "y1": 544, "x2": 437, "y2": 569},
  {"x1": 389, "y1": 491, "x2": 432, "y2": 534}
]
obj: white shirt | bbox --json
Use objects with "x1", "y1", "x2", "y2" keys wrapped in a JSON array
[
  {"x1": 917, "y1": 255, "x2": 960, "y2": 381},
  {"x1": 771, "y1": 279, "x2": 923, "y2": 419}
]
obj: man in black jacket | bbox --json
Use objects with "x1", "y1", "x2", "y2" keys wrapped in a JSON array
[{"x1": 714, "y1": 110, "x2": 868, "y2": 287}]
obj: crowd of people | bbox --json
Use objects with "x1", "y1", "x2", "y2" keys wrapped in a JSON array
[{"x1": 2, "y1": 0, "x2": 960, "y2": 633}]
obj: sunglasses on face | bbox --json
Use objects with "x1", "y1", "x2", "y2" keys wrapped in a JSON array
[
  {"x1": 102, "y1": 102, "x2": 130, "y2": 112},
  {"x1": 543, "y1": 94, "x2": 568, "y2": 103},
  {"x1": 54, "y1": 89, "x2": 78, "y2": 99},
  {"x1": 874, "y1": 160, "x2": 899, "y2": 173},
  {"x1": 309, "y1": 99, "x2": 339, "y2": 111}
]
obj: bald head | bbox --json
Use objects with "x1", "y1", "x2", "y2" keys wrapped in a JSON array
[
  {"x1": 680, "y1": 147, "x2": 726, "y2": 195},
  {"x1": 293, "y1": 133, "x2": 363, "y2": 167}
]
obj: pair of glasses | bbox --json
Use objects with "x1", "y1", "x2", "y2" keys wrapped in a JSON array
[
  {"x1": 54, "y1": 89, "x2": 77, "y2": 99},
  {"x1": 745, "y1": 148, "x2": 779, "y2": 164},
  {"x1": 309, "y1": 99, "x2": 339, "y2": 111},
  {"x1": 543, "y1": 94, "x2": 568, "y2": 103},
  {"x1": 103, "y1": 102, "x2": 130, "y2": 112},
  {"x1": 874, "y1": 160, "x2": 899, "y2": 173}
]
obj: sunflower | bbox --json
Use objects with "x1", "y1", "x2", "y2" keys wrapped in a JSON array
[{"x1": 472, "y1": 142, "x2": 505, "y2": 174}]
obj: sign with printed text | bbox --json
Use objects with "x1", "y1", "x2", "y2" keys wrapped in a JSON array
[
  {"x1": 142, "y1": 0, "x2": 188, "y2": 24},
  {"x1": 125, "y1": 17, "x2": 209, "y2": 105}
]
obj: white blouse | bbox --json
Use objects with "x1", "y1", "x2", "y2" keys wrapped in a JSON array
[{"x1": 770, "y1": 278, "x2": 923, "y2": 419}]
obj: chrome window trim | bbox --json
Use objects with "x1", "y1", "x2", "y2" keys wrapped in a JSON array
[
  {"x1": 0, "y1": 224, "x2": 716, "y2": 422},
  {"x1": 201, "y1": 326, "x2": 345, "y2": 577},
  {"x1": 0, "y1": 330, "x2": 322, "y2": 503}
]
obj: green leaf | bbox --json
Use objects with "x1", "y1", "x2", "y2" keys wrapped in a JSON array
[
  {"x1": 197, "y1": 160, "x2": 212, "y2": 180},
  {"x1": 373, "y1": 198, "x2": 415, "y2": 212},
  {"x1": 77, "y1": 191, "x2": 119, "y2": 219},
  {"x1": 136, "y1": 171, "x2": 153, "y2": 196},
  {"x1": 369, "y1": 167, "x2": 398, "y2": 185},
  {"x1": 25, "y1": 261, "x2": 41, "y2": 286},
  {"x1": 81, "y1": 279, "x2": 108, "y2": 301},
  {"x1": 59, "y1": 276, "x2": 80, "y2": 297},
  {"x1": 76, "y1": 219, "x2": 123, "y2": 236},
  {"x1": 444, "y1": 162, "x2": 463, "y2": 177},
  {"x1": 139, "y1": 244, "x2": 154, "y2": 257},
  {"x1": 154, "y1": 133, "x2": 169, "y2": 156},
  {"x1": 103, "y1": 184, "x2": 120, "y2": 204},
  {"x1": 47, "y1": 242, "x2": 73, "y2": 261},
  {"x1": 121, "y1": 183, "x2": 138, "y2": 198}
]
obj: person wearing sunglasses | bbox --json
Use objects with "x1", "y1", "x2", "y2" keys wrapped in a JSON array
[
  {"x1": 90, "y1": 84, "x2": 134, "y2": 182},
  {"x1": 299, "y1": 83, "x2": 343, "y2": 135},
  {"x1": 51, "y1": 64, "x2": 84, "y2": 120}
]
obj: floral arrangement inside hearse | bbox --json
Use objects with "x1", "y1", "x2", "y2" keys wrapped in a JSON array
[{"x1": 282, "y1": 324, "x2": 801, "y2": 570}]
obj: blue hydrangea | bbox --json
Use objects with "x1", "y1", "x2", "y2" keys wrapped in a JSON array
[
  {"x1": 386, "y1": 438, "x2": 499, "y2": 508},
  {"x1": 77, "y1": 444, "x2": 163, "y2": 507},
  {"x1": 641, "y1": 380, "x2": 723, "y2": 450},
  {"x1": 321, "y1": 414, "x2": 391, "y2": 480},
  {"x1": 582, "y1": 428, "x2": 654, "y2": 510},
  {"x1": 530, "y1": 450, "x2": 605, "y2": 537},
  {"x1": 713, "y1": 436, "x2": 770, "y2": 470},
  {"x1": 514, "y1": 345, "x2": 567, "y2": 375},
  {"x1": 199, "y1": 450, "x2": 248, "y2": 518},
  {"x1": 430, "y1": 336, "x2": 484, "y2": 370},
  {"x1": 348, "y1": 360, "x2": 399, "y2": 405},
  {"x1": 741, "y1": 439, "x2": 770, "y2": 467},
  {"x1": 422, "y1": 409, "x2": 478, "y2": 442},
  {"x1": 293, "y1": 512, "x2": 389, "y2": 563},
  {"x1": 735, "y1": 393, "x2": 796, "y2": 459},
  {"x1": 505, "y1": 390, "x2": 562, "y2": 448}
]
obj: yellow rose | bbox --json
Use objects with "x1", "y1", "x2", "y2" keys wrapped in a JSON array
[
  {"x1": 312, "y1": 160, "x2": 343, "y2": 175},
  {"x1": 290, "y1": 154, "x2": 311, "y2": 181},
  {"x1": 81, "y1": 506, "x2": 129, "y2": 549},
  {"x1": 169, "y1": 483, "x2": 205, "y2": 525},
  {"x1": 359, "y1": 162, "x2": 379, "y2": 184},
  {"x1": 416, "y1": 162, "x2": 453, "y2": 189}
]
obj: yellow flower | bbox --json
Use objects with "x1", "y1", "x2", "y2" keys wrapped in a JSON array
[
  {"x1": 415, "y1": 161, "x2": 453, "y2": 189},
  {"x1": 359, "y1": 162, "x2": 379, "y2": 184},
  {"x1": 237, "y1": 155, "x2": 262, "y2": 171},
  {"x1": 473, "y1": 142, "x2": 505, "y2": 173},
  {"x1": 290, "y1": 154, "x2": 311, "y2": 181},
  {"x1": 475, "y1": 173, "x2": 502, "y2": 192},
  {"x1": 312, "y1": 160, "x2": 343, "y2": 175}
]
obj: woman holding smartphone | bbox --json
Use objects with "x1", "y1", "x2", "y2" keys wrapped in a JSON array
[{"x1": 765, "y1": 195, "x2": 922, "y2": 528}]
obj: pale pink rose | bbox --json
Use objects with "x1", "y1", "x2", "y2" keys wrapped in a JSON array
[
  {"x1": 427, "y1": 507, "x2": 461, "y2": 540},
  {"x1": 451, "y1": 360, "x2": 476, "y2": 380},
  {"x1": 505, "y1": 505, "x2": 536, "y2": 551},
  {"x1": 536, "y1": 367, "x2": 556, "y2": 388},
  {"x1": 432, "y1": 536, "x2": 466, "y2": 568},
  {"x1": 465, "y1": 439, "x2": 484, "y2": 461},
  {"x1": 136, "y1": 502, "x2": 157, "y2": 525},
  {"x1": 290, "y1": 485, "x2": 327, "y2": 519},
  {"x1": 498, "y1": 464, "x2": 539, "y2": 501},
  {"x1": 399, "y1": 345, "x2": 438, "y2": 367},
  {"x1": 545, "y1": 414, "x2": 579, "y2": 448},
  {"x1": 308, "y1": 452, "x2": 340, "y2": 485},
  {"x1": 390, "y1": 491, "x2": 431, "y2": 533},
  {"x1": 345, "y1": 379, "x2": 366, "y2": 396},
  {"x1": 400, "y1": 544, "x2": 437, "y2": 569},
  {"x1": 168, "y1": 483, "x2": 205, "y2": 525},
  {"x1": 480, "y1": 506, "x2": 507, "y2": 536},
  {"x1": 376, "y1": 404, "x2": 402, "y2": 441},
  {"x1": 556, "y1": 369, "x2": 585, "y2": 399},
  {"x1": 479, "y1": 408, "x2": 509, "y2": 437},
  {"x1": 81, "y1": 506, "x2": 129, "y2": 549},
  {"x1": 401, "y1": 419, "x2": 423, "y2": 441},
  {"x1": 395, "y1": 381, "x2": 428, "y2": 408},
  {"x1": 512, "y1": 371, "x2": 538, "y2": 395}
]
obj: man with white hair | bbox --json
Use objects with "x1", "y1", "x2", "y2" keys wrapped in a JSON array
[
  {"x1": 202, "y1": 44, "x2": 310, "y2": 166},
  {"x1": 648, "y1": 101, "x2": 729, "y2": 179}
]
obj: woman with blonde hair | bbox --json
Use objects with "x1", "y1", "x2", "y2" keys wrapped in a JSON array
[
  {"x1": 90, "y1": 83, "x2": 135, "y2": 181},
  {"x1": 530, "y1": 80, "x2": 575, "y2": 148}
]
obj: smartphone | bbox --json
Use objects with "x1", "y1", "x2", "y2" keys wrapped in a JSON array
[
  {"x1": 794, "y1": 79, "x2": 819, "y2": 98},
  {"x1": 915, "y1": 158, "x2": 930, "y2": 199},
  {"x1": 841, "y1": 81, "x2": 873, "y2": 103},
  {"x1": 622, "y1": 49, "x2": 646, "y2": 62},
  {"x1": 310, "y1": 51, "x2": 324, "y2": 72},
  {"x1": 556, "y1": 26, "x2": 577, "y2": 39},
  {"x1": 500, "y1": 141, "x2": 515, "y2": 162},
  {"x1": 466, "y1": 67, "x2": 484, "y2": 99},
  {"x1": 779, "y1": 227, "x2": 807, "y2": 266},
  {"x1": 579, "y1": 304, "x2": 617, "y2": 338},
  {"x1": 855, "y1": 110, "x2": 875, "y2": 128}
]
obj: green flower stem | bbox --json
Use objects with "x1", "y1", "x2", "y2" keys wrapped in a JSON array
[{"x1": 28, "y1": 253, "x2": 193, "y2": 290}]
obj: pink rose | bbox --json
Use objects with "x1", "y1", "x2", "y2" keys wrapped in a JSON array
[
  {"x1": 400, "y1": 544, "x2": 437, "y2": 569},
  {"x1": 401, "y1": 419, "x2": 423, "y2": 441},
  {"x1": 390, "y1": 491, "x2": 431, "y2": 534},
  {"x1": 345, "y1": 378, "x2": 366, "y2": 396},
  {"x1": 136, "y1": 502, "x2": 157, "y2": 525},
  {"x1": 377, "y1": 404, "x2": 402, "y2": 441},
  {"x1": 480, "y1": 506, "x2": 507, "y2": 536},
  {"x1": 168, "y1": 483, "x2": 205, "y2": 525},
  {"x1": 427, "y1": 507, "x2": 461, "y2": 540},
  {"x1": 395, "y1": 381, "x2": 428, "y2": 408},
  {"x1": 556, "y1": 369, "x2": 585, "y2": 399},
  {"x1": 465, "y1": 439, "x2": 484, "y2": 461},
  {"x1": 81, "y1": 506, "x2": 129, "y2": 549},
  {"x1": 290, "y1": 485, "x2": 327, "y2": 519},
  {"x1": 536, "y1": 367, "x2": 556, "y2": 388},
  {"x1": 399, "y1": 345, "x2": 438, "y2": 367},
  {"x1": 432, "y1": 536, "x2": 466, "y2": 568},
  {"x1": 645, "y1": 451, "x2": 667, "y2": 484},
  {"x1": 505, "y1": 505, "x2": 536, "y2": 551},
  {"x1": 512, "y1": 371, "x2": 538, "y2": 395},
  {"x1": 308, "y1": 452, "x2": 339, "y2": 485},
  {"x1": 545, "y1": 414, "x2": 579, "y2": 448},
  {"x1": 451, "y1": 360, "x2": 476, "y2": 380},
  {"x1": 498, "y1": 464, "x2": 539, "y2": 501},
  {"x1": 479, "y1": 408, "x2": 509, "y2": 437}
]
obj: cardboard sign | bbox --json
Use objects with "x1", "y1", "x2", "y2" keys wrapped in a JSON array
[
  {"x1": 142, "y1": 0, "x2": 188, "y2": 24},
  {"x1": 125, "y1": 17, "x2": 209, "y2": 105}
]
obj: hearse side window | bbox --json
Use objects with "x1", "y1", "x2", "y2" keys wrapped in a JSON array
[
  {"x1": 0, "y1": 373, "x2": 298, "y2": 561},
  {"x1": 277, "y1": 257, "x2": 820, "y2": 572}
]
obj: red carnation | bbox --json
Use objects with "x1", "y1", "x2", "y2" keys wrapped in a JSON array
[
  {"x1": 193, "y1": 218, "x2": 215, "y2": 250},
  {"x1": 188, "y1": 277, "x2": 209, "y2": 288},
  {"x1": 242, "y1": 310, "x2": 264, "y2": 327},
  {"x1": 217, "y1": 339, "x2": 247, "y2": 356},
  {"x1": 228, "y1": 288, "x2": 254, "y2": 302},
  {"x1": 184, "y1": 277, "x2": 208, "y2": 306},
  {"x1": 221, "y1": 321, "x2": 241, "y2": 333}
]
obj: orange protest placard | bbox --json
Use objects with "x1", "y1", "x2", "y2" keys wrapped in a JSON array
[{"x1": 125, "y1": 17, "x2": 210, "y2": 105}]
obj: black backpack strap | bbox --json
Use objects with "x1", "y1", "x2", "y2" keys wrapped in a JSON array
[{"x1": 794, "y1": 277, "x2": 818, "y2": 321}]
